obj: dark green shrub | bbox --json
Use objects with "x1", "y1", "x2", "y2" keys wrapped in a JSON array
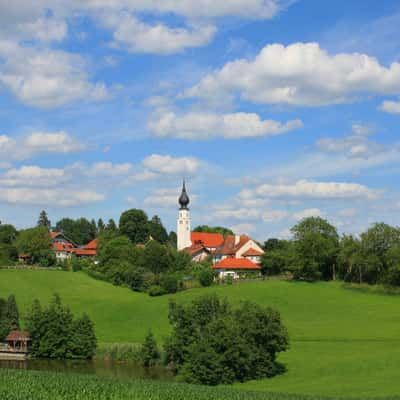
[
  {"x1": 139, "y1": 331, "x2": 160, "y2": 367},
  {"x1": 148, "y1": 285, "x2": 165, "y2": 297},
  {"x1": 161, "y1": 274, "x2": 179, "y2": 294},
  {"x1": 198, "y1": 268, "x2": 215, "y2": 287}
]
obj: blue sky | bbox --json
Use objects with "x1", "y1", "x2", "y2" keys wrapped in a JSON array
[{"x1": 1, "y1": 0, "x2": 400, "y2": 240}]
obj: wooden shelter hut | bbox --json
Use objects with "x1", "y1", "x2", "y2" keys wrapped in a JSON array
[{"x1": 5, "y1": 331, "x2": 31, "y2": 353}]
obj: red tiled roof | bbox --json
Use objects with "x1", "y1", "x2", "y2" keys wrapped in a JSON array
[
  {"x1": 52, "y1": 242, "x2": 68, "y2": 252},
  {"x1": 50, "y1": 232, "x2": 62, "y2": 239},
  {"x1": 242, "y1": 248, "x2": 264, "y2": 257},
  {"x1": 184, "y1": 243, "x2": 210, "y2": 257},
  {"x1": 6, "y1": 330, "x2": 31, "y2": 341},
  {"x1": 71, "y1": 249, "x2": 96, "y2": 256},
  {"x1": 52, "y1": 242, "x2": 74, "y2": 252},
  {"x1": 191, "y1": 232, "x2": 224, "y2": 248},
  {"x1": 85, "y1": 239, "x2": 97, "y2": 250},
  {"x1": 214, "y1": 235, "x2": 250, "y2": 255},
  {"x1": 212, "y1": 257, "x2": 261, "y2": 270}
]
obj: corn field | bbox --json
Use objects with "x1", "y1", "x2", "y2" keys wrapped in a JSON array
[{"x1": 0, "y1": 369, "x2": 396, "y2": 400}]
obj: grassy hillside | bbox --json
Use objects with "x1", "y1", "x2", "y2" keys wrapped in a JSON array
[{"x1": 1, "y1": 270, "x2": 400, "y2": 397}]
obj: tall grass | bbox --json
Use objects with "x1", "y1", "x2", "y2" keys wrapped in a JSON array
[{"x1": 95, "y1": 343, "x2": 140, "y2": 361}]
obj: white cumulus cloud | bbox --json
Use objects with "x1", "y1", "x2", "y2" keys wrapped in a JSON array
[
  {"x1": 185, "y1": 42, "x2": 400, "y2": 106},
  {"x1": 380, "y1": 99, "x2": 400, "y2": 114},
  {"x1": 0, "y1": 188, "x2": 104, "y2": 207},
  {"x1": 102, "y1": 12, "x2": 216, "y2": 54},
  {"x1": 142, "y1": 154, "x2": 201, "y2": 175},
  {"x1": 240, "y1": 180, "x2": 377, "y2": 200},
  {"x1": 0, "y1": 131, "x2": 86, "y2": 161},
  {"x1": 0, "y1": 40, "x2": 108, "y2": 108},
  {"x1": 148, "y1": 111, "x2": 303, "y2": 139}
]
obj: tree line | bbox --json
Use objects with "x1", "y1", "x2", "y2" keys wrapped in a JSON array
[
  {"x1": 262, "y1": 217, "x2": 400, "y2": 286},
  {"x1": 0, "y1": 209, "x2": 176, "y2": 267}
]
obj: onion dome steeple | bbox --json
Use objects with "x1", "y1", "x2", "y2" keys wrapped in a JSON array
[{"x1": 178, "y1": 180, "x2": 190, "y2": 210}]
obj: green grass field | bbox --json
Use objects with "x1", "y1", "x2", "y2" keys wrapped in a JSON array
[{"x1": 1, "y1": 270, "x2": 400, "y2": 397}]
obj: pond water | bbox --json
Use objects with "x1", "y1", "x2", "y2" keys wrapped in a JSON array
[{"x1": 0, "y1": 358, "x2": 173, "y2": 381}]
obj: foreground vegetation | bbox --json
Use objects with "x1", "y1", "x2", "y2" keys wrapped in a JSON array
[
  {"x1": 0, "y1": 369, "x2": 385, "y2": 400},
  {"x1": 1, "y1": 270, "x2": 400, "y2": 396}
]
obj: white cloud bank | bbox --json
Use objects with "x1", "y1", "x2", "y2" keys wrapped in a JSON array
[
  {"x1": 185, "y1": 42, "x2": 400, "y2": 106},
  {"x1": 316, "y1": 123, "x2": 383, "y2": 159},
  {"x1": 142, "y1": 154, "x2": 200, "y2": 175},
  {"x1": 0, "y1": 40, "x2": 108, "y2": 108},
  {"x1": 240, "y1": 180, "x2": 377, "y2": 200},
  {"x1": 0, "y1": 188, "x2": 104, "y2": 207},
  {"x1": 103, "y1": 13, "x2": 216, "y2": 55},
  {"x1": 148, "y1": 111, "x2": 303, "y2": 139},
  {"x1": 0, "y1": 1, "x2": 289, "y2": 106},
  {"x1": 0, "y1": 131, "x2": 86, "y2": 161}
]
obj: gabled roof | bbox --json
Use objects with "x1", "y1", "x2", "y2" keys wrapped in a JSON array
[
  {"x1": 214, "y1": 235, "x2": 250, "y2": 255},
  {"x1": 50, "y1": 232, "x2": 77, "y2": 246},
  {"x1": 191, "y1": 232, "x2": 224, "y2": 248},
  {"x1": 212, "y1": 257, "x2": 261, "y2": 270},
  {"x1": 6, "y1": 330, "x2": 31, "y2": 341},
  {"x1": 85, "y1": 239, "x2": 98, "y2": 250},
  {"x1": 184, "y1": 243, "x2": 210, "y2": 257},
  {"x1": 52, "y1": 242, "x2": 75, "y2": 252},
  {"x1": 50, "y1": 232, "x2": 62, "y2": 239},
  {"x1": 242, "y1": 248, "x2": 264, "y2": 257}
]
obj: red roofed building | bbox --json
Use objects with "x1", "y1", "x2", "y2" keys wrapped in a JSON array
[
  {"x1": 176, "y1": 181, "x2": 265, "y2": 269},
  {"x1": 190, "y1": 232, "x2": 224, "y2": 250},
  {"x1": 85, "y1": 239, "x2": 98, "y2": 250},
  {"x1": 212, "y1": 257, "x2": 261, "y2": 279},
  {"x1": 50, "y1": 232, "x2": 98, "y2": 261}
]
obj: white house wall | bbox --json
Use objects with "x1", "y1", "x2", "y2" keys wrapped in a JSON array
[{"x1": 235, "y1": 240, "x2": 264, "y2": 258}]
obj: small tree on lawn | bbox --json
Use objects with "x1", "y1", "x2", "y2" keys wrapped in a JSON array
[
  {"x1": 140, "y1": 331, "x2": 160, "y2": 367},
  {"x1": 0, "y1": 295, "x2": 20, "y2": 339}
]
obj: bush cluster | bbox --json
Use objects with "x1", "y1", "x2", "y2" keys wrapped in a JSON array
[
  {"x1": 162, "y1": 294, "x2": 289, "y2": 385},
  {"x1": 27, "y1": 294, "x2": 97, "y2": 359}
]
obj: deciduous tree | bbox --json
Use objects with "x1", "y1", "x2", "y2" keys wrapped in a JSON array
[{"x1": 119, "y1": 209, "x2": 149, "y2": 244}]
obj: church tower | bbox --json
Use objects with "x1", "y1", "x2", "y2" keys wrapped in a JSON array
[{"x1": 177, "y1": 180, "x2": 192, "y2": 251}]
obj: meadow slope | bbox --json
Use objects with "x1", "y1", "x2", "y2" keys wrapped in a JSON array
[{"x1": 1, "y1": 270, "x2": 399, "y2": 397}]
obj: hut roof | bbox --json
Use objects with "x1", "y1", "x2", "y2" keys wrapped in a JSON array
[{"x1": 6, "y1": 330, "x2": 31, "y2": 341}]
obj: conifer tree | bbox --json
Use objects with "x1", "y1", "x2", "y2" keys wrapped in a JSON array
[
  {"x1": 97, "y1": 218, "x2": 105, "y2": 233},
  {"x1": 0, "y1": 294, "x2": 20, "y2": 340},
  {"x1": 140, "y1": 331, "x2": 160, "y2": 367},
  {"x1": 37, "y1": 210, "x2": 51, "y2": 230},
  {"x1": 26, "y1": 299, "x2": 43, "y2": 353},
  {"x1": 70, "y1": 313, "x2": 97, "y2": 359},
  {"x1": 107, "y1": 219, "x2": 117, "y2": 232},
  {"x1": 5, "y1": 294, "x2": 19, "y2": 331},
  {"x1": 0, "y1": 297, "x2": 6, "y2": 340}
]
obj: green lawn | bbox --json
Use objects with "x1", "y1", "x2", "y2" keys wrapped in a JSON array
[{"x1": 1, "y1": 270, "x2": 400, "y2": 397}]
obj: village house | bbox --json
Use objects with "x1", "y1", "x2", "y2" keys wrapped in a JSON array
[
  {"x1": 50, "y1": 232, "x2": 97, "y2": 261},
  {"x1": 177, "y1": 181, "x2": 264, "y2": 279}
]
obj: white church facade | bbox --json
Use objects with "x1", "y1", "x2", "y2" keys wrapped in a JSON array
[{"x1": 176, "y1": 181, "x2": 264, "y2": 279}]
